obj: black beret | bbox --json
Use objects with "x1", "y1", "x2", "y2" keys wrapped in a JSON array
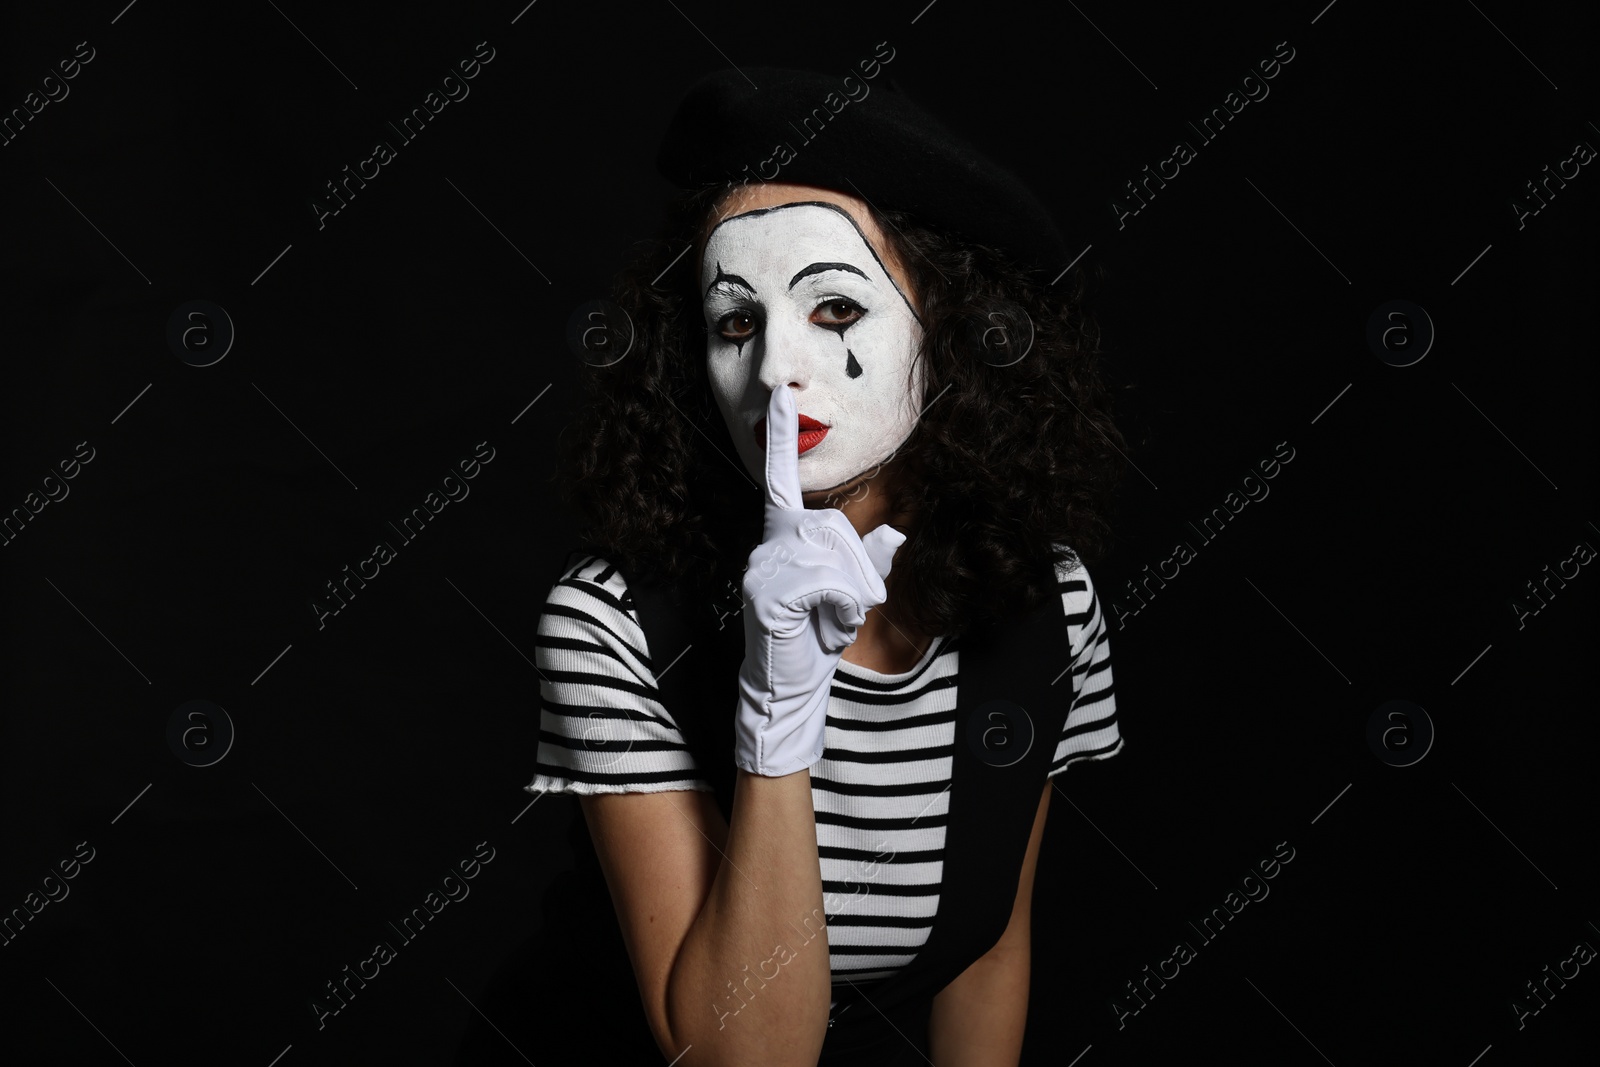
[{"x1": 656, "y1": 65, "x2": 1070, "y2": 274}]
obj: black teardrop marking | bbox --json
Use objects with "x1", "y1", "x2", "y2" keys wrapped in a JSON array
[{"x1": 845, "y1": 348, "x2": 862, "y2": 379}]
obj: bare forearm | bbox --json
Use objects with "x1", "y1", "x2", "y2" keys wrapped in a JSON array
[
  {"x1": 665, "y1": 768, "x2": 832, "y2": 1066},
  {"x1": 928, "y1": 944, "x2": 1031, "y2": 1066}
]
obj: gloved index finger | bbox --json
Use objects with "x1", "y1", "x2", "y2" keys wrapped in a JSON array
[{"x1": 763, "y1": 384, "x2": 803, "y2": 514}]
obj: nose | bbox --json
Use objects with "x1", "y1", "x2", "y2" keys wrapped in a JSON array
[{"x1": 754, "y1": 313, "x2": 813, "y2": 395}]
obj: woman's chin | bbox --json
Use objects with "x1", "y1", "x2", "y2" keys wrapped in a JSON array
[{"x1": 800, "y1": 469, "x2": 874, "y2": 505}]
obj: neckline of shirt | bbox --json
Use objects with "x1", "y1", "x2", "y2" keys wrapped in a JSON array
[{"x1": 834, "y1": 632, "x2": 951, "y2": 684}]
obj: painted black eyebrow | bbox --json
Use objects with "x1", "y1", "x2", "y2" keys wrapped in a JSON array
[
  {"x1": 789, "y1": 262, "x2": 867, "y2": 289},
  {"x1": 703, "y1": 263, "x2": 756, "y2": 300},
  {"x1": 703, "y1": 200, "x2": 923, "y2": 325}
]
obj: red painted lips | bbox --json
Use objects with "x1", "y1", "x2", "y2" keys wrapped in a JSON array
[{"x1": 755, "y1": 413, "x2": 830, "y2": 454}]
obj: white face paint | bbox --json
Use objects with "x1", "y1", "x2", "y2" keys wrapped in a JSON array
[{"x1": 700, "y1": 201, "x2": 925, "y2": 494}]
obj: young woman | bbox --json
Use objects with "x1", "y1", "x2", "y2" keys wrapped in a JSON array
[{"x1": 524, "y1": 67, "x2": 1126, "y2": 1066}]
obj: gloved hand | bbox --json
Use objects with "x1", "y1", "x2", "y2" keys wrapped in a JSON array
[{"x1": 733, "y1": 384, "x2": 907, "y2": 777}]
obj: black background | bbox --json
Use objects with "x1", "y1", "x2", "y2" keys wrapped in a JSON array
[{"x1": 1, "y1": 1, "x2": 1594, "y2": 1064}]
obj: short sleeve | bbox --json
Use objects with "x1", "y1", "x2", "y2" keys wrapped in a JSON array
[
  {"x1": 1046, "y1": 551, "x2": 1122, "y2": 777},
  {"x1": 524, "y1": 554, "x2": 714, "y2": 796}
]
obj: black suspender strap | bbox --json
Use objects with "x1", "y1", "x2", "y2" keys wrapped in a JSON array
[
  {"x1": 626, "y1": 568, "x2": 746, "y2": 819},
  {"x1": 818, "y1": 575, "x2": 1071, "y2": 1058}
]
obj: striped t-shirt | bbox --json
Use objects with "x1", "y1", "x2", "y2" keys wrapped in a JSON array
[{"x1": 525, "y1": 548, "x2": 1121, "y2": 984}]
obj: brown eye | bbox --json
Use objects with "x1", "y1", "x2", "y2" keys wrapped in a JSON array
[
  {"x1": 718, "y1": 311, "x2": 756, "y2": 342},
  {"x1": 813, "y1": 299, "x2": 865, "y2": 335}
]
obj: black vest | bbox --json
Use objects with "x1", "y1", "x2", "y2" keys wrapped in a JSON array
[{"x1": 539, "y1": 547, "x2": 1074, "y2": 1064}]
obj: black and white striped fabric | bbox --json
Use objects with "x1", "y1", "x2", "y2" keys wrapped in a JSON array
[{"x1": 526, "y1": 547, "x2": 1121, "y2": 983}]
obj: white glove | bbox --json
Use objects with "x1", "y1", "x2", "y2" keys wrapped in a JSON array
[{"x1": 733, "y1": 384, "x2": 907, "y2": 777}]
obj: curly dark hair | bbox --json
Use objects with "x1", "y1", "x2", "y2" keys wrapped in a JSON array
[{"x1": 552, "y1": 181, "x2": 1127, "y2": 642}]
